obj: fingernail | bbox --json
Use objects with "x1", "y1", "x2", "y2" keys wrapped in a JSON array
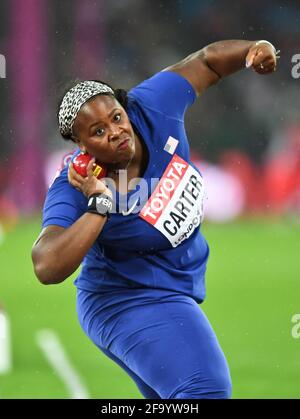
[{"x1": 246, "y1": 60, "x2": 251, "y2": 68}]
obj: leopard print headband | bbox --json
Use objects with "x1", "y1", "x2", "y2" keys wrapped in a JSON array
[{"x1": 58, "y1": 81, "x2": 115, "y2": 137}]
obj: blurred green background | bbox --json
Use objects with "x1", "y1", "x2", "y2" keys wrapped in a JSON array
[{"x1": 0, "y1": 217, "x2": 299, "y2": 399}]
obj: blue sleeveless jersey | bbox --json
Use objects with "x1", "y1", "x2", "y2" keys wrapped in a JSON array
[{"x1": 42, "y1": 71, "x2": 210, "y2": 303}]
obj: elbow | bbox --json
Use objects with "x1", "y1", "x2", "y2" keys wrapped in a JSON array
[
  {"x1": 201, "y1": 46, "x2": 222, "y2": 81},
  {"x1": 31, "y1": 248, "x2": 64, "y2": 285},
  {"x1": 33, "y1": 263, "x2": 57, "y2": 285}
]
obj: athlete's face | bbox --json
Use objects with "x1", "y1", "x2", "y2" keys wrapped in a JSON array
[{"x1": 72, "y1": 95, "x2": 135, "y2": 165}]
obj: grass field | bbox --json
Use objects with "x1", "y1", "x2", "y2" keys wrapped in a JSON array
[{"x1": 0, "y1": 216, "x2": 299, "y2": 399}]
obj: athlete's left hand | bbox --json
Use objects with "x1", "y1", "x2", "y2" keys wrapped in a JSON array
[{"x1": 246, "y1": 42, "x2": 278, "y2": 74}]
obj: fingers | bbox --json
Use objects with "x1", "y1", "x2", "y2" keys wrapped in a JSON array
[
  {"x1": 246, "y1": 44, "x2": 277, "y2": 74},
  {"x1": 71, "y1": 180, "x2": 83, "y2": 191},
  {"x1": 86, "y1": 158, "x2": 96, "y2": 179},
  {"x1": 252, "y1": 52, "x2": 276, "y2": 73},
  {"x1": 68, "y1": 159, "x2": 111, "y2": 197},
  {"x1": 68, "y1": 163, "x2": 85, "y2": 181},
  {"x1": 68, "y1": 162, "x2": 85, "y2": 190},
  {"x1": 253, "y1": 57, "x2": 276, "y2": 74},
  {"x1": 68, "y1": 163, "x2": 84, "y2": 181},
  {"x1": 245, "y1": 51, "x2": 258, "y2": 68}
]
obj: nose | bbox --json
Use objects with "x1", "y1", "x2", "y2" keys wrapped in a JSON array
[{"x1": 108, "y1": 125, "x2": 122, "y2": 141}]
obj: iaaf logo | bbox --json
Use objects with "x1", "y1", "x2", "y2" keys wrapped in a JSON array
[{"x1": 0, "y1": 54, "x2": 6, "y2": 78}]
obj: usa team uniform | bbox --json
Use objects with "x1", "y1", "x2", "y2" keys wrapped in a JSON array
[{"x1": 43, "y1": 71, "x2": 232, "y2": 399}]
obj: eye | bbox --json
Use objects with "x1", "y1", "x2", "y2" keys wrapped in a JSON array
[
  {"x1": 95, "y1": 127, "x2": 105, "y2": 137},
  {"x1": 114, "y1": 113, "x2": 121, "y2": 122}
]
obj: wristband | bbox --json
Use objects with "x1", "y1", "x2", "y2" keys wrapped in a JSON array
[
  {"x1": 255, "y1": 40, "x2": 280, "y2": 57},
  {"x1": 87, "y1": 193, "x2": 113, "y2": 218}
]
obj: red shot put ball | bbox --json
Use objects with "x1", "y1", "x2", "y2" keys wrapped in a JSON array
[{"x1": 72, "y1": 153, "x2": 107, "y2": 179}]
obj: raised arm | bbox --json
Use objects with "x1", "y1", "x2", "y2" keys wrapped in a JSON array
[{"x1": 164, "y1": 39, "x2": 278, "y2": 96}]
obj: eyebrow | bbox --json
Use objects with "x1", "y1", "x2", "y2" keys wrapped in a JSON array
[{"x1": 89, "y1": 108, "x2": 120, "y2": 130}]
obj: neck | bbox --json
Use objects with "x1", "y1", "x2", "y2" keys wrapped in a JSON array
[{"x1": 109, "y1": 158, "x2": 132, "y2": 174}]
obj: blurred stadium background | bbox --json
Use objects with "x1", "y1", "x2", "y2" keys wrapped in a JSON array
[{"x1": 0, "y1": 0, "x2": 300, "y2": 399}]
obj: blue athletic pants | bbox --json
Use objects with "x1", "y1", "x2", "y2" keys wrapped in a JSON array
[{"x1": 76, "y1": 287, "x2": 232, "y2": 399}]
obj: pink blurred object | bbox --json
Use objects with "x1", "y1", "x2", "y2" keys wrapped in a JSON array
[
  {"x1": 191, "y1": 153, "x2": 245, "y2": 222},
  {"x1": 264, "y1": 124, "x2": 300, "y2": 214}
]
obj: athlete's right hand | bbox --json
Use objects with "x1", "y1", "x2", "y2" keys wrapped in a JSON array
[{"x1": 68, "y1": 158, "x2": 112, "y2": 199}]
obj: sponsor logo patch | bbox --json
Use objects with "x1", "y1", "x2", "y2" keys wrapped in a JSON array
[{"x1": 140, "y1": 154, "x2": 205, "y2": 247}]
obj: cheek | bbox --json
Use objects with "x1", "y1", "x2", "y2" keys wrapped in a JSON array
[
  {"x1": 124, "y1": 119, "x2": 133, "y2": 133},
  {"x1": 89, "y1": 140, "x2": 108, "y2": 153},
  {"x1": 87, "y1": 138, "x2": 115, "y2": 158}
]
